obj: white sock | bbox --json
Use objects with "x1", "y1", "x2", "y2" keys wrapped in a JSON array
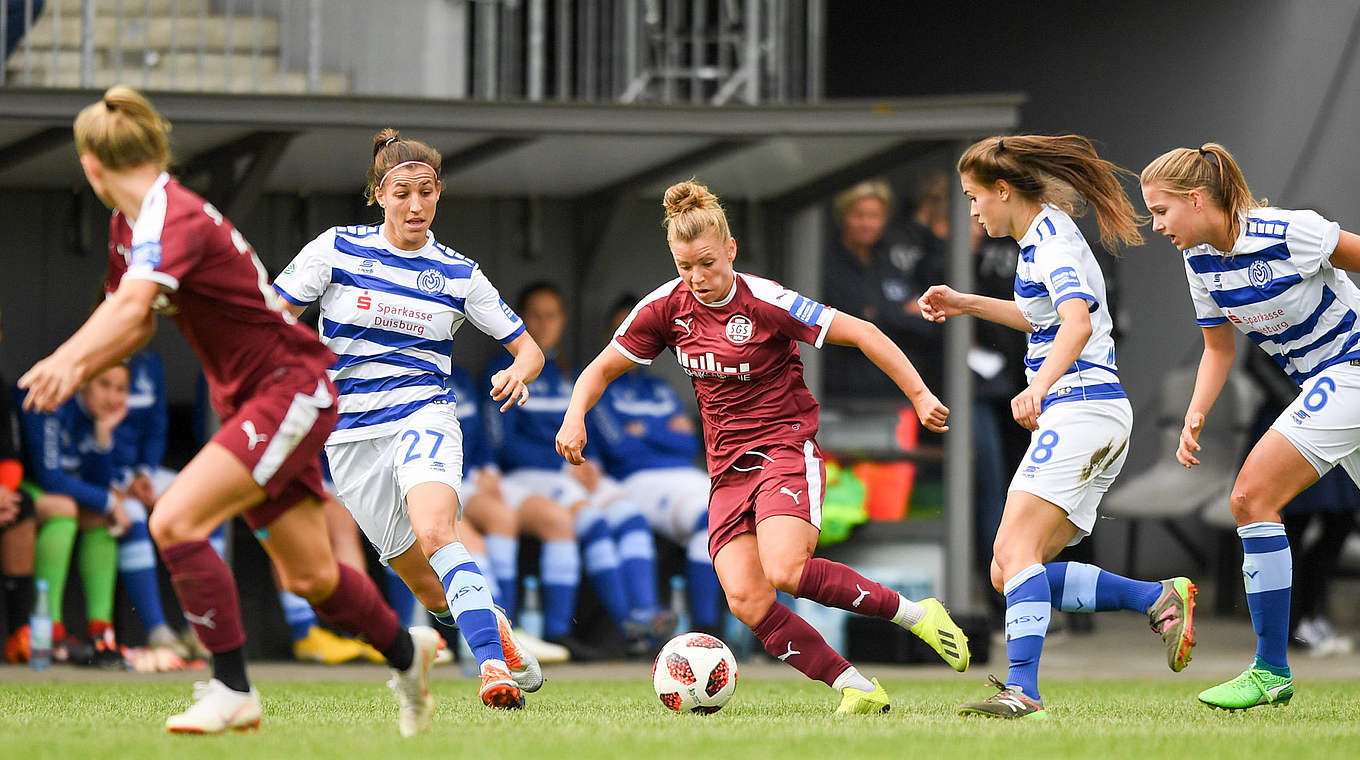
[
  {"x1": 832, "y1": 666, "x2": 875, "y2": 694},
  {"x1": 891, "y1": 594, "x2": 927, "y2": 627}
]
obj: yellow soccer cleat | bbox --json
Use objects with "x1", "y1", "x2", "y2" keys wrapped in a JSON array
[
  {"x1": 835, "y1": 677, "x2": 891, "y2": 714},
  {"x1": 908, "y1": 598, "x2": 971, "y2": 672},
  {"x1": 293, "y1": 626, "x2": 368, "y2": 665}
]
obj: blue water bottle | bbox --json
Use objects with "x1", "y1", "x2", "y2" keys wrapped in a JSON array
[
  {"x1": 30, "y1": 579, "x2": 52, "y2": 671},
  {"x1": 519, "y1": 576, "x2": 544, "y2": 640},
  {"x1": 669, "y1": 575, "x2": 690, "y2": 637}
]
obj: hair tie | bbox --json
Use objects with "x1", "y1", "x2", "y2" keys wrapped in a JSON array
[
  {"x1": 103, "y1": 98, "x2": 118, "y2": 112},
  {"x1": 382, "y1": 135, "x2": 400, "y2": 149},
  {"x1": 1198, "y1": 147, "x2": 1211, "y2": 157},
  {"x1": 997, "y1": 138, "x2": 1006, "y2": 152}
]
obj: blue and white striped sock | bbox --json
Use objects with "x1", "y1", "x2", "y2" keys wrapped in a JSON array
[
  {"x1": 686, "y1": 519, "x2": 721, "y2": 629},
  {"x1": 1004, "y1": 563, "x2": 1050, "y2": 701},
  {"x1": 430, "y1": 542, "x2": 505, "y2": 668},
  {"x1": 1046, "y1": 561, "x2": 1162, "y2": 613},
  {"x1": 1239, "y1": 522, "x2": 1291, "y2": 672},
  {"x1": 484, "y1": 534, "x2": 519, "y2": 617},
  {"x1": 577, "y1": 508, "x2": 632, "y2": 629},
  {"x1": 609, "y1": 502, "x2": 660, "y2": 621},
  {"x1": 279, "y1": 590, "x2": 318, "y2": 642},
  {"x1": 118, "y1": 517, "x2": 167, "y2": 631},
  {"x1": 540, "y1": 539, "x2": 580, "y2": 640}
]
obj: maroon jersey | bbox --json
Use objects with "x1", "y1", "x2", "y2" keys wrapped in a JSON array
[
  {"x1": 105, "y1": 173, "x2": 335, "y2": 417},
  {"x1": 612, "y1": 273, "x2": 836, "y2": 475}
]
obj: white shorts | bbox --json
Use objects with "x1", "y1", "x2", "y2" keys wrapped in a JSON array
[
  {"x1": 497, "y1": 467, "x2": 589, "y2": 511},
  {"x1": 1271, "y1": 361, "x2": 1360, "y2": 486},
  {"x1": 324, "y1": 402, "x2": 464, "y2": 564},
  {"x1": 619, "y1": 467, "x2": 711, "y2": 544},
  {"x1": 1008, "y1": 398, "x2": 1132, "y2": 544}
]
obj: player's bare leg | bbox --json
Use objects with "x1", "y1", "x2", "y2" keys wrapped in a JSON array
[
  {"x1": 406, "y1": 482, "x2": 524, "y2": 708},
  {"x1": 261, "y1": 500, "x2": 436, "y2": 734},
  {"x1": 149, "y1": 444, "x2": 269, "y2": 734},
  {"x1": 757, "y1": 514, "x2": 969, "y2": 672},
  {"x1": 715, "y1": 533, "x2": 884, "y2": 712}
]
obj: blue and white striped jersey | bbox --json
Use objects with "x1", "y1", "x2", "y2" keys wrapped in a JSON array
[
  {"x1": 1183, "y1": 207, "x2": 1352, "y2": 385},
  {"x1": 273, "y1": 225, "x2": 525, "y2": 442},
  {"x1": 1014, "y1": 205, "x2": 1123, "y2": 409}
]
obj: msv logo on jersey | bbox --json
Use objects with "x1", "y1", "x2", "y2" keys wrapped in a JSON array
[
  {"x1": 725, "y1": 314, "x2": 754, "y2": 345},
  {"x1": 417, "y1": 268, "x2": 445, "y2": 295},
  {"x1": 1050, "y1": 266, "x2": 1081, "y2": 293},
  {"x1": 1249, "y1": 260, "x2": 1274, "y2": 290}
]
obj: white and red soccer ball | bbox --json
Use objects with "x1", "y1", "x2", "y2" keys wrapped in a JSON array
[{"x1": 652, "y1": 632, "x2": 738, "y2": 714}]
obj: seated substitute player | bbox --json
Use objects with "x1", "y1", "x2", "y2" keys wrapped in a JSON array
[
  {"x1": 919, "y1": 135, "x2": 1198, "y2": 720},
  {"x1": 556, "y1": 180, "x2": 969, "y2": 714},
  {"x1": 485, "y1": 283, "x2": 674, "y2": 657},
  {"x1": 1142, "y1": 143, "x2": 1360, "y2": 710},
  {"x1": 273, "y1": 128, "x2": 543, "y2": 708},
  {"x1": 19, "y1": 363, "x2": 133, "y2": 667},
  {"x1": 1, "y1": 307, "x2": 39, "y2": 664},
  {"x1": 590, "y1": 294, "x2": 722, "y2": 634},
  {"x1": 20, "y1": 87, "x2": 434, "y2": 735}
]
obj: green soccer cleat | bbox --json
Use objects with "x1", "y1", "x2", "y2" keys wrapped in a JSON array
[
  {"x1": 1198, "y1": 666, "x2": 1293, "y2": 710},
  {"x1": 958, "y1": 675, "x2": 1048, "y2": 720},
  {"x1": 835, "y1": 677, "x2": 891, "y2": 714},
  {"x1": 908, "y1": 598, "x2": 971, "y2": 672},
  {"x1": 1148, "y1": 577, "x2": 1198, "y2": 672}
]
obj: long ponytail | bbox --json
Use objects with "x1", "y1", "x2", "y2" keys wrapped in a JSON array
[
  {"x1": 1139, "y1": 142, "x2": 1265, "y2": 241},
  {"x1": 958, "y1": 134, "x2": 1146, "y2": 251}
]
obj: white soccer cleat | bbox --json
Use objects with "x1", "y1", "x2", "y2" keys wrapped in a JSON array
[
  {"x1": 493, "y1": 607, "x2": 543, "y2": 692},
  {"x1": 164, "y1": 679, "x2": 262, "y2": 734},
  {"x1": 511, "y1": 629, "x2": 570, "y2": 664},
  {"x1": 387, "y1": 627, "x2": 439, "y2": 737}
]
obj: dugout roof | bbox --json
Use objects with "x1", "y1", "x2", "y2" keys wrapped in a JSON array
[{"x1": 0, "y1": 89, "x2": 1022, "y2": 209}]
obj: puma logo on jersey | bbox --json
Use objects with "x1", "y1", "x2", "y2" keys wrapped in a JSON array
[
  {"x1": 241, "y1": 420, "x2": 268, "y2": 451},
  {"x1": 852, "y1": 584, "x2": 870, "y2": 608},
  {"x1": 779, "y1": 487, "x2": 802, "y2": 505},
  {"x1": 777, "y1": 642, "x2": 800, "y2": 661},
  {"x1": 674, "y1": 317, "x2": 693, "y2": 335},
  {"x1": 184, "y1": 609, "x2": 217, "y2": 630}
]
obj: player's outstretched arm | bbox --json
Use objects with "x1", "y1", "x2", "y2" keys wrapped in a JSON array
[
  {"x1": 1178, "y1": 323, "x2": 1237, "y2": 468},
  {"x1": 19, "y1": 279, "x2": 159, "y2": 413},
  {"x1": 489, "y1": 332, "x2": 546, "y2": 413},
  {"x1": 1010, "y1": 298, "x2": 1093, "y2": 431},
  {"x1": 556, "y1": 344, "x2": 635, "y2": 465},
  {"x1": 824, "y1": 311, "x2": 949, "y2": 432},
  {"x1": 918, "y1": 284, "x2": 1030, "y2": 332}
]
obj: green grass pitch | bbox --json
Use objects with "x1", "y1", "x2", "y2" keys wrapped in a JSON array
[{"x1": 4, "y1": 678, "x2": 1360, "y2": 759}]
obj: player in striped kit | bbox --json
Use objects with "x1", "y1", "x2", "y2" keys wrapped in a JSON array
[
  {"x1": 1142, "y1": 143, "x2": 1360, "y2": 710},
  {"x1": 919, "y1": 135, "x2": 1198, "y2": 720},
  {"x1": 274, "y1": 128, "x2": 543, "y2": 711},
  {"x1": 21, "y1": 87, "x2": 430, "y2": 735},
  {"x1": 557, "y1": 180, "x2": 969, "y2": 714}
]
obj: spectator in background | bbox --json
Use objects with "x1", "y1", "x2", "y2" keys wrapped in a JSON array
[
  {"x1": 19, "y1": 363, "x2": 131, "y2": 667},
  {"x1": 822, "y1": 178, "x2": 945, "y2": 399},
  {"x1": 3, "y1": 0, "x2": 44, "y2": 61},
  {"x1": 590, "y1": 295, "x2": 723, "y2": 636},
  {"x1": 1, "y1": 306, "x2": 38, "y2": 663},
  {"x1": 484, "y1": 282, "x2": 673, "y2": 657}
]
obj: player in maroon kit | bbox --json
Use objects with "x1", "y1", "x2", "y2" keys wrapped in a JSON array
[
  {"x1": 19, "y1": 87, "x2": 439, "y2": 736},
  {"x1": 556, "y1": 180, "x2": 970, "y2": 713}
]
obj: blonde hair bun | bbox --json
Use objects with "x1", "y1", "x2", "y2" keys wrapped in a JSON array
[{"x1": 662, "y1": 180, "x2": 730, "y2": 243}]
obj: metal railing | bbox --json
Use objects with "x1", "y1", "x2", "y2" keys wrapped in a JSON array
[{"x1": 1, "y1": 0, "x2": 822, "y2": 104}]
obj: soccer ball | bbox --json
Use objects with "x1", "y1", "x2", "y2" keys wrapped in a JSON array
[{"x1": 652, "y1": 632, "x2": 738, "y2": 714}]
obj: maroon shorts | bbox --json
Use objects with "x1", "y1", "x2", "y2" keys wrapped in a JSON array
[
  {"x1": 707, "y1": 440, "x2": 826, "y2": 558},
  {"x1": 212, "y1": 365, "x2": 337, "y2": 531}
]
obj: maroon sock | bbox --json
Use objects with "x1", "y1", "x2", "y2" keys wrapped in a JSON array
[
  {"x1": 750, "y1": 602, "x2": 850, "y2": 687},
  {"x1": 795, "y1": 557, "x2": 900, "y2": 619},
  {"x1": 313, "y1": 563, "x2": 403, "y2": 654},
  {"x1": 159, "y1": 540, "x2": 246, "y2": 652}
]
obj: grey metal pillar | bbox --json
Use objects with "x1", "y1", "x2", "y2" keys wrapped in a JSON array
[
  {"x1": 527, "y1": 0, "x2": 546, "y2": 100},
  {"x1": 786, "y1": 205, "x2": 824, "y2": 395},
  {"x1": 944, "y1": 139, "x2": 976, "y2": 611}
]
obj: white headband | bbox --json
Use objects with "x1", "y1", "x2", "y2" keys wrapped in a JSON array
[{"x1": 378, "y1": 160, "x2": 437, "y2": 191}]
